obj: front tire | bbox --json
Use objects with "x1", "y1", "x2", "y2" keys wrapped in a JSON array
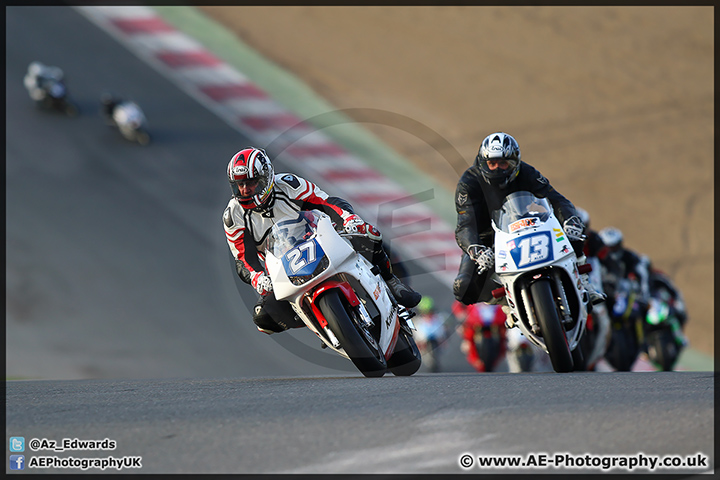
[
  {"x1": 317, "y1": 291, "x2": 387, "y2": 377},
  {"x1": 136, "y1": 129, "x2": 151, "y2": 146},
  {"x1": 530, "y1": 279, "x2": 574, "y2": 373},
  {"x1": 646, "y1": 329, "x2": 678, "y2": 371},
  {"x1": 604, "y1": 328, "x2": 638, "y2": 371},
  {"x1": 477, "y1": 334, "x2": 502, "y2": 372}
]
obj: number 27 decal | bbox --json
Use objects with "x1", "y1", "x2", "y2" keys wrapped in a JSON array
[{"x1": 285, "y1": 241, "x2": 317, "y2": 273}]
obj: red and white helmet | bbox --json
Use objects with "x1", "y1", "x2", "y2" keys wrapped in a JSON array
[{"x1": 227, "y1": 147, "x2": 275, "y2": 210}]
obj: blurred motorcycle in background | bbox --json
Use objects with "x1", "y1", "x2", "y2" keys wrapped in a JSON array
[
  {"x1": 23, "y1": 61, "x2": 79, "y2": 117},
  {"x1": 101, "y1": 93, "x2": 151, "y2": 146},
  {"x1": 458, "y1": 302, "x2": 507, "y2": 373},
  {"x1": 505, "y1": 328, "x2": 536, "y2": 372},
  {"x1": 574, "y1": 255, "x2": 611, "y2": 371},
  {"x1": 602, "y1": 278, "x2": 646, "y2": 371},
  {"x1": 414, "y1": 297, "x2": 449, "y2": 373},
  {"x1": 641, "y1": 270, "x2": 688, "y2": 371}
]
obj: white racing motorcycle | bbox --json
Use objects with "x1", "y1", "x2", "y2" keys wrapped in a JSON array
[
  {"x1": 109, "y1": 101, "x2": 151, "y2": 146},
  {"x1": 264, "y1": 210, "x2": 422, "y2": 377},
  {"x1": 488, "y1": 192, "x2": 591, "y2": 373}
]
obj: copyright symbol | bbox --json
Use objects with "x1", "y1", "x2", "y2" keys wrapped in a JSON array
[
  {"x1": 459, "y1": 453, "x2": 474, "y2": 469},
  {"x1": 30, "y1": 439, "x2": 41, "y2": 451}
]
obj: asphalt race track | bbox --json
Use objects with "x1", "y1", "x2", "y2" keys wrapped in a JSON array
[
  {"x1": 5, "y1": 7, "x2": 715, "y2": 475},
  {"x1": 6, "y1": 373, "x2": 714, "y2": 474}
]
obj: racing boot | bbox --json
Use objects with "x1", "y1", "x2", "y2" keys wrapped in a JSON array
[
  {"x1": 373, "y1": 246, "x2": 421, "y2": 308},
  {"x1": 359, "y1": 237, "x2": 422, "y2": 308},
  {"x1": 385, "y1": 274, "x2": 422, "y2": 308},
  {"x1": 577, "y1": 255, "x2": 606, "y2": 305}
]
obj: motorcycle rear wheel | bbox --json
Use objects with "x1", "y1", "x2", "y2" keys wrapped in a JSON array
[
  {"x1": 387, "y1": 329, "x2": 421, "y2": 376},
  {"x1": 317, "y1": 290, "x2": 387, "y2": 377},
  {"x1": 530, "y1": 279, "x2": 574, "y2": 373}
]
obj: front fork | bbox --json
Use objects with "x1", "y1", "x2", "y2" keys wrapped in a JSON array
[
  {"x1": 494, "y1": 270, "x2": 574, "y2": 335},
  {"x1": 398, "y1": 306, "x2": 416, "y2": 334}
]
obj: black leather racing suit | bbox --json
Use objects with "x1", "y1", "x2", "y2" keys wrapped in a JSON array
[{"x1": 453, "y1": 161, "x2": 581, "y2": 305}]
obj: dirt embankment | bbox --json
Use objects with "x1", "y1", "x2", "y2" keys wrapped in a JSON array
[{"x1": 198, "y1": 6, "x2": 714, "y2": 356}]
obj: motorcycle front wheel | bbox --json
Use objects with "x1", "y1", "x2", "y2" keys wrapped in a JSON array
[
  {"x1": 135, "y1": 129, "x2": 151, "y2": 146},
  {"x1": 530, "y1": 279, "x2": 574, "y2": 373},
  {"x1": 604, "y1": 327, "x2": 639, "y2": 371},
  {"x1": 476, "y1": 335, "x2": 503, "y2": 373},
  {"x1": 646, "y1": 328, "x2": 678, "y2": 371},
  {"x1": 317, "y1": 290, "x2": 387, "y2": 377}
]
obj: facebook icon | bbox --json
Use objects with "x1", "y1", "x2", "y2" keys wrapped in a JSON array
[{"x1": 10, "y1": 455, "x2": 25, "y2": 470}]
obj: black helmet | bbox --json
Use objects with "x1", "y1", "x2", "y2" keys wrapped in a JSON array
[{"x1": 475, "y1": 132, "x2": 521, "y2": 188}]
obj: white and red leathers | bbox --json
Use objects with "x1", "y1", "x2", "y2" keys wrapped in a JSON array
[{"x1": 223, "y1": 173, "x2": 352, "y2": 285}]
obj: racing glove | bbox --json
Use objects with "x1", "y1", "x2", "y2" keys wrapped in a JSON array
[
  {"x1": 343, "y1": 214, "x2": 382, "y2": 242},
  {"x1": 563, "y1": 216, "x2": 586, "y2": 242},
  {"x1": 251, "y1": 271, "x2": 273, "y2": 296},
  {"x1": 467, "y1": 244, "x2": 494, "y2": 273}
]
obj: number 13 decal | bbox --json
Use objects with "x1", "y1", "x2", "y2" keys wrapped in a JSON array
[
  {"x1": 285, "y1": 241, "x2": 316, "y2": 273},
  {"x1": 514, "y1": 233, "x2": 551, "y2": 267}
]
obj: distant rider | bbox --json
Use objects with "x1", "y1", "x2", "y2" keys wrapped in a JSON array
[
  {"x1": 453, "y1": 132, "x2": 605, "y2": 307},
  {"x1": 23, "y1": 61, "x2": 64, "y2": 101},
  {"x1": 457, "y1": 302, "x2": 507, "y2": 373},
  {"x1": 647, "y1": 267, "x2": 689, "y2": 348},
  {"x1": 413, "y1": 296, "x2": 449, "y2": 372},
  {"x1": 576, "y1": 206, "x2": 605, "y2": 261},
  {"x1": 223, "y1": 147, "x2": 422, "y2": 334},
  {"x1": 596, "y1": 226, "x2": 651, "y2": 304}
]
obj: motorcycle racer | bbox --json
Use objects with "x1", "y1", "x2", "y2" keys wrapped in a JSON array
[
  {"x1": 223, "y1": 147, "x2": 422, "y2": 334},
  {"x1": 23, "y1": 61, "x2": 65, "y2": 101},
  {"x1": 457, "y1": 302, "x2": 508, "y2": 373},
  {"x1": 413, "y1": 296, "x2": 449, "y2": 372},
  {"x1": 596, "y1": 226, "x2": 651, "y2": 303},
  {"x1": 453, "y1": 132, "x2": 605, "y2": 307}
]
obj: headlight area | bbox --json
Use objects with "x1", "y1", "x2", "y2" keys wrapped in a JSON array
[{"x1": 289, "y1": 256, "x2": 330, "y2": 285}]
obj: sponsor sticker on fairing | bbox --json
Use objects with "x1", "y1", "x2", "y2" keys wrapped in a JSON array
[{"x1": 509, "y1": 217, "x2": 539, "y2": 233}]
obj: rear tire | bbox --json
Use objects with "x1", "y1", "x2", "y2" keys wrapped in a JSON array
[
  {"x1": 387, "y1": 329, "x2": 421, "y2": 376},
  {"x1": 530, "y1": 279, "x2": 574, "y2": 373},
  {"x1": 317, "y1": 291, "x2": 387, "y2": 377}
]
